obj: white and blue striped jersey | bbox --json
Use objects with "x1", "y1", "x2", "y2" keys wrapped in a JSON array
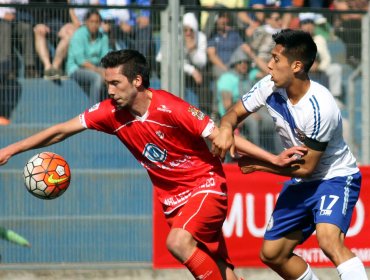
[{"x1": 241, "y1": 75, "x2": 359, "y2": 181}]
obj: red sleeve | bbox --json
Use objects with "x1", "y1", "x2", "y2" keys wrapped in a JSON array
[
  {"x1": 80, "y1": 100, "x2": 115, "y2": 135},
  {"x1": 178, "y1": 104, "x2": 210, "y2": 136}
]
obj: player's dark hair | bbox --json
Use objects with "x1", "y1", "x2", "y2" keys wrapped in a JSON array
[
  {"x1": 101, "y1": 49, "x2": 150, "y2": 88},
  {"x1": 272, "y1": 29, "x2": 317, "y2": 73}
]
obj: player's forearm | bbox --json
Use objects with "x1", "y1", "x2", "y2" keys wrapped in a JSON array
[
  {"x1": 219, "y1": 109, "x2": 239, "y2": 131},
  {"x1": 235, "y1": 135, "x2": 276, "y2": 163},
  {"x1": 239, "y1": 158, "x2": 300, "y2": 176},
  {"x1": 239, "y1": 156, "x2": 313, "y2": 178},
  {"x1": 4, "y1": 126, "x2": 68, "y2": 157}
]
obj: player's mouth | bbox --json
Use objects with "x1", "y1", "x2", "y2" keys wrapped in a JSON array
[{"x1": 114, "y1": 98, "x2": 129, "y2": 106}]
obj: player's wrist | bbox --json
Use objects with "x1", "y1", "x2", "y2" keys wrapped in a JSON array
[
  {"x1": 219, "y1": 123, "x2": 233, "y2": 133},
  {"x1": 270, "y1": 155, "x2": 281, "y2": 166}
]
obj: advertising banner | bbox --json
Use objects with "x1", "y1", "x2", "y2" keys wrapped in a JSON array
[{"x1": 153, "y1": 165, "x2": 370, "y2": 268}]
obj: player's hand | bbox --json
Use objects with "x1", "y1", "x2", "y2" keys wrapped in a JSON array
[
  {"x1": 273, "y1": 146, "x2": 307, "y2": 167},
  {"x1": 0, "y1": 149, "x2": 10, "y2": 166},
  {"x1": 211, "y1": 126, "x2": 235, "y2": 161}
]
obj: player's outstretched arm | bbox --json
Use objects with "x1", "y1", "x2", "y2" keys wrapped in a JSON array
[
  {"x1": 238, "y1": 145, "x2": 322, "y2": 178},
  {"x1": 235, "y1": 135, "x2": 307, "y2": 167},
  {"x1": 0, "y1": 116, "x2": 85, "y2": 166}
]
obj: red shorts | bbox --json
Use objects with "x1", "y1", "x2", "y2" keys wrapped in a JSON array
[{"x1": 166, "y1": 192, "x2": 234, "y2": 269}]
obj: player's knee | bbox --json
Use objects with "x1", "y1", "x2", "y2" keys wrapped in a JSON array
[
  {"x1": 166, "y1": 235, "x2": 179, "y2": 255},
  {"x1": 316, "y1": 232, "x2": 340, "y2": 257},
  {"x1": 259, "y1": 246, "x2": 283, "y2": 266},
  {"x1": 166, "y1": 229, "x2": 194, "y2": 259},
  {"x1": 317, "y1": 234, "x2": 330, "y2": 251},
  {"x1": 317, "y1": 232, "x2": 345, "y2": 260}
]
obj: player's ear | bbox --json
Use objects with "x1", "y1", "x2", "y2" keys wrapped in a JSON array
[
  {"x1": 291, "y1": 60, "x2": 304, "y2": 73},
  {"x1": 133, "y1": 75, "x2": 142, "y2": 87}
]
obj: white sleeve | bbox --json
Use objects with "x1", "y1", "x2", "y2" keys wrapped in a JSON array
[
  {"x1": 201, "y1": 119, "x2": 215, "y2": 138},
  {"x1": 79, "y1": 113, "x2": 87, "y2": 128},
  {"x1": 241, "y1": 75, "x2": 272, "y2": 113},
  {"x1": 303, "y1": 95, "x2": 339, "y2": 143}
]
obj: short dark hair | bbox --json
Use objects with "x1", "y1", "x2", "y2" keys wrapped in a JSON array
[
  {"x1": 84, "y1": 8, "x2": 102, "y2": 22},
  {"x1": 272, "y1": 29, "x2": 317, "y2": 73},
  {"x1": 101, "y1": 49, "x2": 150, "y2": 88}
]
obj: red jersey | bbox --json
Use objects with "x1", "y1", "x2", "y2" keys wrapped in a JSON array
[{"x1": 79, "y1": 89, "x2": 227, "y2": 214}]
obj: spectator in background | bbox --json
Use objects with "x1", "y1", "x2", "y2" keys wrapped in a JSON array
[
  {"x1": 0, "y1": 0, "x2": 38, "y2": 78},
  {"x1": 332, "y1": 0, "x2": 368, "y2": 67},
  {"x1": 0, "y1": 0, "x2": 19, "y2": 80},
  {"x1": 66, "y1": 8, "x2": 110, "y2": 104},
  {"x1": 126, "y1": 0, "x2": 152, "y2": 57},
  {"x1": 69, "y1": 0, "x2": 99, "y2": 27},
  {"x1": 206, "y1": 11, "x2": 244, "y2": 79},
  {"x1": 299, "y1": 13, "x2": 343, "y2": 102},
  {"x1": 98, "y1": 0, "x2": 152, "y2": 58},
  {"x1": 97, "y1": 0, "x2": 131, "y2": 50},
  {"x1": 247, "y1": 0, "x2": 293, "y2": 36},
  {"x1": 0, "y1": 0, "x2": 25, "y2": 125},
  {"x1": 181, "y1": 12, "x2": 207, "y2": 109},
  {"x1": 182, "y1": 0, "x2": 201, "y2": 23},
  {"x1": 32, "y1": 0, "x2": 75, "y2": 80},
  {"x1": 181, "y1": 12, "x2": 207, "y2": 108},
  {"x1": 199, "y1": 0, "x2": 252, "y2": 39},
  {"x1": 4, "y1": 0, "x2": 38, "y2": 78},
  {"x1": 249, "y1": 11, "x2": 283, "y2": 79},
  {"x1": 217, "y1": 47, "x2": 280, "y2": 155},
  {"x1": 156, "y1": 12, "x2": 207, "y2": 108},
  {"x1": 217, "y1": 48, "x2": 252, "y2": 120},
  {"x1": 150, "y1": 0, "x2": 202, "y2": 75}
]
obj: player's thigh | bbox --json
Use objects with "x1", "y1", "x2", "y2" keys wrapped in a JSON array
[
  {"x1": 168, "y1": 192, "x2": 232, "y2": 266},
  {"x1": 264, "y1": 179, "x2": 317, "y2": 242},
  {"x1": 171, "y1": 192, "x2": 228, "y2": 241}
]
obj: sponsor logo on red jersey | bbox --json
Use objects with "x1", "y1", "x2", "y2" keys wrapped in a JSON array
[{"x1": 188, "y1": 106, "x2": 205, "y2": 120}]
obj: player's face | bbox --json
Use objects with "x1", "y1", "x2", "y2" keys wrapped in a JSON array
[
  {"x1": 105, "y1": 66, "x2": 137, "y2": 107},
  {"x1": 267, "y1": 44, "x2": 295, "y2": 88}
]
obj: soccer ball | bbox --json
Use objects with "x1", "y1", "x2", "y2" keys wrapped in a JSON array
[{"x1": 23, "y1": 152, "x2": 71, "y2": 200}]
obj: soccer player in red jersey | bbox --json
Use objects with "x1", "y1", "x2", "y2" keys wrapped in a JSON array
[{"x1": 0, "y1": 49, "x2": 304, "y2": 279}]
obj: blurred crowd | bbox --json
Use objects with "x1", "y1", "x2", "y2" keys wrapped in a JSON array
[{"x1": 0, "y1": 0, "x2": 368, "y2": 152}]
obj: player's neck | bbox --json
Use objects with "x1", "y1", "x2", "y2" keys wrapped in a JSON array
[
  {"x1": 286, "y1": 79, "x2": 311, "y2": 105},
  {"x1": 130, "y1": 89, "x2": 152, "y2": 117}
]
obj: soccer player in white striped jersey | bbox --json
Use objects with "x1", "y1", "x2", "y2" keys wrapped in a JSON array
[{"x1": 212, "y1": 29, "x2": 368, "y2": 280}]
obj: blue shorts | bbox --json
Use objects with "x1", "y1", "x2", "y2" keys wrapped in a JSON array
[{"x1": 264, "y1": 172, "x2": 362, "y2": 243}]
